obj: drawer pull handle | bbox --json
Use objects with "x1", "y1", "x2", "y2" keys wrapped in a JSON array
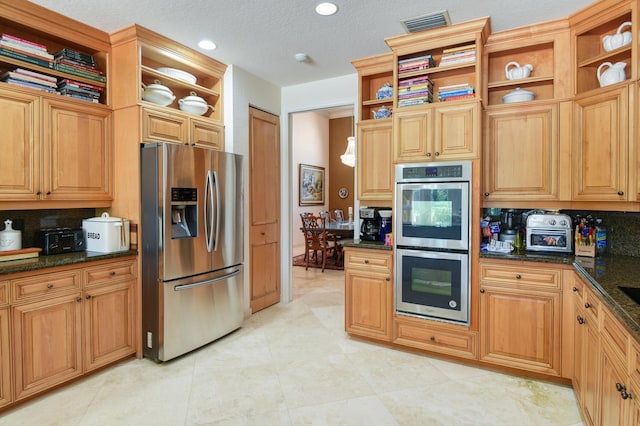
[
  {"x1": 585, "y1": 302, "x2": 592, "y2": 309},
  {"x1": 577, "y1": 316, "x2": 585, "y2": 325},
  {"x1": 76, "y1": 297, "x2": 82, "y2": 303},
  {"x1": 429, "y1": 336, "x2": 435, "y2": 341},
  {"x1": 484, "y1": 192, "x2": 490, "y2": 197},
  {"x1": 616, "y1": 382, "x2": 624, "y2": 392},
  {"x1": 47, "y1": 283, "x2": 54, "y2": 289},
  {"x1": 386, "y1": 277, "x2": 390, "y2": 282},
  {"x1": 86, "y1": 294, "x2": 92, "y2": 300},
  {"x1": 515, "y1": 274, "x2": 521, "y2": 279},
  {"x1": 617, "y1": 191, "x2": 624, "y2": 196},
  {"x1": 426, "y1": 152, "x2": 432, "y2": 157},
  {"x1": 621, "y1": 390, "x2": 631, "y2": 400},
  {"x1": 110, "y1": 271, "x2": 116, "y2": 276},
  {"x1": 572, "y1": 287, "x2": 579, "y2": 292},
  {"x1": 480, "y1": 289, "x2": 485, "y2": 294}
]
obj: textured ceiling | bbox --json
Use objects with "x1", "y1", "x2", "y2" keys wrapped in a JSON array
[{"x1": 29, "y1": 0, "x2": 597, "y2": 87}]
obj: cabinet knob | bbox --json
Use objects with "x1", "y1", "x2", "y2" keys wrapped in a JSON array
[
  {"x1": 385, "y1": 277, "x2": 390, "y2": 282},
  {"x1": 577, "y1": 316, "x2": 585, "y2": 325},
  {"x1": 572, "y1": 287, "x2": 579, "y2": 292},
  {"x1": 364, "y1": 259, "x2": 369, "y2": 264},
  {"x1": 110, "y1": 271, "x2": 116, "y2": 276},
  {"x1": 430, "y1": 336, "x2": 435, "y2": 341},
  {"x1": 584, "y1": 302, "x2": 592, "y2": 309},
  {"x1": 480, "y1": 289, "x2": 485, "y2": 293},
  {"x1": 47, "y1": 283, "x2": 54, "y2": 289},
  {"x1": 616, "y1": 382, "x2": 624, "y2": 392},
  {"x1": 434, "y1": 152, "x2": 440, "y2": 157},
  {"x1": 426, "y1": 152, "x2": 432, "y2": 157},
  {"x1": 36, "y1": 190, "x2": 42, "y2": 195},
  {"x1": 484, "y1": 192, "x2": 489, "y2": 197},
  {"x1": 617, "y1": 191, "x2": 624, "y2": 196},
  {"x1": 76, "y1": 297, "x2": 82, "y2": 303},
  {"x1": 621, "y1": 389, "x2": 631, "y2": 400},
  {"x1": 86, "y1": 294, "x2": 92, "y2": 300},
  {"x1": 515, "y1": 274, "x2": 521, "y2": 279}
]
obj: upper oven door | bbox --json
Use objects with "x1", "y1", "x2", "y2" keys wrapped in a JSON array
[{"x1": 395, "y1": 181, "x2": 470, "y2": 250}]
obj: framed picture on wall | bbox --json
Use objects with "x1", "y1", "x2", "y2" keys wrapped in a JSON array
[{"x1": 299, "y1": 164, "x2": 325, "y2": 206}]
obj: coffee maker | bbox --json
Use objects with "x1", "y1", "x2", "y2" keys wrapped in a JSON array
[{"x1": 360, "y1": 207, "x2": 391, "y2": 241}]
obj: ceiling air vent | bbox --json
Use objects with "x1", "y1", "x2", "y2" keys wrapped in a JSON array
[{"x1": 401, "y1": 10, "x2": 451, "y2": 33}]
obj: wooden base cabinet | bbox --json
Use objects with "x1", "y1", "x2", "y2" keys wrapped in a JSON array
[
  {"x1": 344, "y1": 248, "x2": 393, "y2": 341},
  {"x1": 4, "y1": 257, "x2": 136, "y2": 409},
  {"x1": 479, "y1": 261, "x2": 562, "y2": 376}
]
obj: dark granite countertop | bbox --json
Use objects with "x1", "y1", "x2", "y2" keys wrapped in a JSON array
[
  {"x1": 341, "y1": 240, "x2": 393, "y2": 251},
  {"x1": 0, "y1": 250, "x2": 138, "y2": 276},
  {"x1": 480, "y1": 250, "x2": 640, "y2": 342}
]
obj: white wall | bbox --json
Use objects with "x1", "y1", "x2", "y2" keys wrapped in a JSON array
[
  {"x1": 224, "y1": 65, "x2": 281, "y2": 317},
  {"x1": 291, "y1": 111, "x2": 330, "y2": 250}
]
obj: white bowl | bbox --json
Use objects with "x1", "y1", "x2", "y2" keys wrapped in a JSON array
[
  {"x1": 157, "y1": 67, "x2": 197, "y2": 84},
  {"x1": 502, "y1": 87, "x2": 534, "y2": 103},
  {"x1": 178, "y1": 92, "x2": 214, "y2": 115}
]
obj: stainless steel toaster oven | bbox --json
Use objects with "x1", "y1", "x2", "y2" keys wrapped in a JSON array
[{"x1": 525, "y1": 213, "x2": 573, "y2": 254}]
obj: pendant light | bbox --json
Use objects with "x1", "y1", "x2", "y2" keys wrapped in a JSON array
[{"x1": 340, "y1": 116, "x2": 355, "y2": 167}]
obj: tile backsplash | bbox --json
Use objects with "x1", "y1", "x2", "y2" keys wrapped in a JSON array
[{"x1": 0, "y1": 209, "x2": 96, "y2": 248}]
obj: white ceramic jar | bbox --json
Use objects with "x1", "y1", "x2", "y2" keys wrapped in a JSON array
[{"x1": 0, "y1": 219, "x2": 21, "y2": 251}]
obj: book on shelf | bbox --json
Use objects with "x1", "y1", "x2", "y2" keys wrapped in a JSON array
[
  {"x1": 54, "y1": 48, "x2": 95, "y2": 66},
  {"x1": 398, "y1": 75, "x2": 432, "y2": 86},
  {"x1": 14, "y1": 67, "x2": 57, "y2": 83},
  {"x1": 399, "y1": 91, "x2": 433, "y2": 100},
  {"x1": 55, "y1": 58, "x2": 103, "y2": 74},
  {"x1": 0, "y1": 40, "x2": 53, "y2": 60},
  {"x1": 398, "y1": 83, "x2": 433, "y2": 93},
  {"x1": 439, "y1": 55, "x2": 476, "y2": 66},
  {"x1": 2, "y1": 77, "x2": 58, "y2": 93},
  {"x1": 60, "y1": 92, "x2": 100, "y2": 103},
  {"x1": 398, "y1": 97, "x2": 432, "y2": 107},
  {"x1": 438, "y1": 86, "x2": 474, "y2": 96},
  {"x1": 0, "y1": 47, "x2": 54, "y2": 68},
  {"x1": 54, "y1": 63, "x2": 106, "y2": 82},
  {"x1": 59, "y1": 84, "x2": 101, "y2": 97},
  {"x1": 442, "y1": 44, "x2": 476, "y2": 54},
  {"x1": 1, "y1": 33, "x2": 48, "y2": 52},
  {"x1": 439, "y1": 93, "x2": 476, "y2": 102},
  {"x1": 58, "y1": 78, "x2": 104, "y2": 91},
  {"x1": 1, "y1": 71, "x2": 57, "y2": 88},
  {"x1": 398, "y1": 54, "x2": 433, "y2": 64},
  {"x1": 438, "y1": 83, "x2": 470, "y2": 91},
  {"x1": 438, "y1": 89, "x2": 475, "y2": 101}
]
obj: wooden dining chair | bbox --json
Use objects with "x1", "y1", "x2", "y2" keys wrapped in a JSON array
[{"x1": 300, "y1": 214, "x2": 336, "y2": 272}]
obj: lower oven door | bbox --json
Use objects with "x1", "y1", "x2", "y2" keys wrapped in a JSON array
[{"x1": 395, "y1": 248, "x2": 469, "y2": 325}]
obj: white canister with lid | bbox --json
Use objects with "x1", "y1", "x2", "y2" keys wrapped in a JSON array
[
  {"x1": 82, "y1": 212, "x2": 130, "y2": 253},
  {"x1": 0, "y1": 219, "x2": 21, "y2": 251}
]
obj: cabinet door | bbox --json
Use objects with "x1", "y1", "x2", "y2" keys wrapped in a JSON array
[
  {"x1": 599, "y1": 346, "x2": 633, "y2": 426},
  {"x1": 142, "y1": 106, "x2": 188, "y2": 144},
  {"x1": 83, "y1": 280, "x2": 135, "y2": 372},
  {"x1": 345, "y1": 267, "x2": 393, "y2": 341},
  {"x1": 393, "y1": 110, "x2": 431, "y2": 162},
  {"x1": 574, "y1": 301, "x2": 600, "y2": 426},
  {"x1": 0, "y1": 88, "x2": 40, "y2": 201},
  {"x1": 479, "y1": 286, "x2": 561, "y2": 375},
  {"x1": 190, "y1": 117, "x2": 223, "y2": 150},
  {"x1": 434, "y1": 101, "x2": 479, "y2": 160},
  {"x1": 572, "y1": 86, "x2": 628, "y2": 201},
  {"x1": 0, "y1": 308, "x2": 11, "y2": 408},
  {"x1": 483, "y1": 103, "x2": 559, "y2": 200},
  {"x1": 357, "y1": 121, "x2": 393, "y2": 201},
  {"x1": 12, "y1": 294, "x2": 83, "y2": 400},
  {"x1": 44, "y1": 99, "x2": 112, "y2": 201}
]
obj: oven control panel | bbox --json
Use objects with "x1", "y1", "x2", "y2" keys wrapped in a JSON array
[{"x1": 396, "y1": 161, "x2": 471, "y2": 182}]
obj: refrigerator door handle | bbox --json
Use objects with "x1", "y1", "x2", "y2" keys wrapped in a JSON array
[
  {"x1": 212, "y1": 170, "x2": 221, "y2": 252},
  {"x1": 205, "y1": 170, "x2": 215, "y2": 252},
  {"x1": 173, "y1": 269, "x2": 241, "y2": 291}
]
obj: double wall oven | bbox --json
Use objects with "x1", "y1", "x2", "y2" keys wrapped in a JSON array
[{"x1": 395, "y1": 161, "x2": 472, "y2": 325}]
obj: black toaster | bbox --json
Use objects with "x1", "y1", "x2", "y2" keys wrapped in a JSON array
[{"x1": 35, "y1": 228, "x2": 85, "y2": 255}]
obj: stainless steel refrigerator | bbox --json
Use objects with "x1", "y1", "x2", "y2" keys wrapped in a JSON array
[{"x1": 140, "y1": 143, "x2": 244, "y2": 362}]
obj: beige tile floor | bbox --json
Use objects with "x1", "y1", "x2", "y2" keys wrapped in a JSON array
[{"x1": 1, "y1": 267, "x2": 584, "y2": 425}]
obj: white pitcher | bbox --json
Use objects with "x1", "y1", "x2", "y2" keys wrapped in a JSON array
[
  {"x1": 602, "y1": 22, "x2": 633, "y2": 52},
  {"x1": 597, "y1": 62, "x2": 627, "y2": 87},
  {"x1": 505, "y1": 61, "x2": 533, "y2": 80}
]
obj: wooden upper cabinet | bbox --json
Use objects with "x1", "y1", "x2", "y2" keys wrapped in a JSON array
[
  {"x1": 572, "y1": 84, "x2": 629, "y2": 201},
  {"x1": 483, "y1": 102, "x2": 559, "y2": 200},
  {"x1": 351, "y1": 53, "x2": 394, "y2": 124},
  {"x1": 43, "y1": 99, "x2": 112, "y2": 201},
  {"x1": 357, "y1": 120, "x2": 393, "y2": 201}
]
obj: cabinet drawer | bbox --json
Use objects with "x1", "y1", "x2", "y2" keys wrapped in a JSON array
[
  {"x1": 630, "y1": 340, "x2": 640, "y2": 384},
  {"x1": 12, "y1": 270, "x2": 81, "y2": 303},
  {"x1": 393, "y1": 317, "x2": 477, "y2": 359},
  {"x1": 84, "y1": 260, "x2": 136, "y2": 288},
  {"x1": 480, "y1": 263, "x2": 561, "y2": 290},
  {"x1": 0, "y1": 281, "x2": 8, "y2": 307},
  {"x1": 583, "y1": 287, "x2": 601, "y2": 322},
  {"x1": 570, "y1": 276, "x2": 585, "y2": 301},
  {"x1": 601, "y1": 306, "x2": 629, "y2": 364},
  {"x1": 344, "y1": 249, "x2": 392, "y2": 272}
]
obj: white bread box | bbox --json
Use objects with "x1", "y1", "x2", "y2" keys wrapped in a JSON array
[{"x1": 82, "y1": 212, "x2": 130, "y2": 253}]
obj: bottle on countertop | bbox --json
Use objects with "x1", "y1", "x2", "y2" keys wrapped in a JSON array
[{"x1": 595, "y1": 218, "x2": 607, "y2": 256}]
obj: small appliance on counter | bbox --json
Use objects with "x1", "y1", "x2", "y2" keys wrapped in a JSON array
[
  {"x1": 35, "y1": 227, "x2": 85, "y2": 255},
  {"x1": 360, "y1": 207, "x2": 391, "y2": 241},
  {"x1": 525, "y1": 212, "x2": 573, "y2": 253},
  {"x1": 82, "y1": 212, "x2": 130, "y2": 253},
  {"x1": 379, "y1": 210, "x2": 392, "y2": 243}
]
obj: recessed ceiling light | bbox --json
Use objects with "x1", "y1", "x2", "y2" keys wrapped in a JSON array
[
  {"x1": 315, "y1": 2, "x2": 338, "y2": 16},
  {"x1": 197, "y1": 39, "x2": 217, "y2": 50}
]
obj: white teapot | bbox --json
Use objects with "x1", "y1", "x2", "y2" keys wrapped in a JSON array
[
  {"x1": 597, "y1": 62, "x2": 627, "y2": 87},
  {"x1": 505, "y1": 61, "x2": 533, "y2": 80},
  {"x1": 602, "y1": 22, "x2": 632, "y2": 52}
]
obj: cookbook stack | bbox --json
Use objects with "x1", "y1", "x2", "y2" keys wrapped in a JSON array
[
  {"x1": 1, "y1": 67, "x2": 58, "y2": 93},
  {"x1": 398, "y1": 75, "x2": 433, "y2": 107},
  {"x1": 439, "y1": 44, "x2": 476, "y2": 66},
  {"x1": 0, "y1": 33, "x2": 54, "y2": 69},
  {"x1": 438, "y1": 83, "x2": 475, "y2": 102},
  {"x1": 54, "y1": 48, "x2": 104, "y2": 102}
]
